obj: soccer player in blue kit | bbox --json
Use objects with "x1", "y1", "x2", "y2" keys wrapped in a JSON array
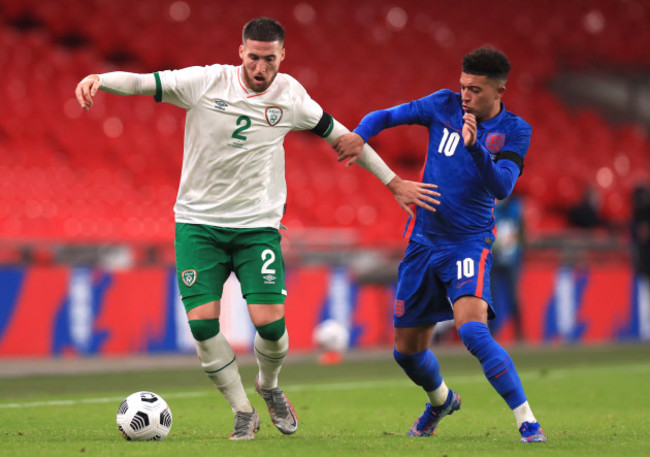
[{"x1": 334, "y1": 47, "x2": 547, "y2": 443}]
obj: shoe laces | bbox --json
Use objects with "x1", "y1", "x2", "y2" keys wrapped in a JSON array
[
  {"x1": 233, "y1": 411, "x2": 256, "y2": 435},
  {"x1": 415, "y1": 404, "x2": 440, "y2": 429},
  {"x1": 519, "y1": 421, "x2": 540, "y2": 436},
  {"x1": 265, "y1": 388, "x2": 290, "y2": 416}
]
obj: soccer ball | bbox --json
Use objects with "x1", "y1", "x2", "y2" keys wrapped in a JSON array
[
  {"x1": 116, "y1": 391, "x2": 172, "y2": 441},
  {"x1": 313, "y1": 319, "x2": 350, "y2": 352}
]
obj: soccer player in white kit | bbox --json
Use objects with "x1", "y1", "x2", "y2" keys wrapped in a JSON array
[{"x1": 75, "y1": 17, "x2": 440, "y2": 440}]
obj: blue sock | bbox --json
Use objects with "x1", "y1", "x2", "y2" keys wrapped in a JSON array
[
  {"x1": 458, "y1": 321, "x2": 526, "y2": 409},
  {"x1": 393, "y1": 348, "x2": 443, "y2": 392}
]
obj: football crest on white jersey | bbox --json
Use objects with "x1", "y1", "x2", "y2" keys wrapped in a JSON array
[{"x1": 265, "y1": 106, "x2": 283, "y2": 126}]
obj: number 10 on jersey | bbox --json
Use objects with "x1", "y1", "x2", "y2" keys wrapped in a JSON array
[{"x1": 438, "y1": 127, "x2": 460, "y2": 157}]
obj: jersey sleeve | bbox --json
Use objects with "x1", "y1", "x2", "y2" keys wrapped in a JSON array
[
  {"x1": 467, "y1": 118, "x2": 532, "y2": 199},
  {"x1": 288, "y1": 79, "x2": 324, "y2": 131},
  {"x1": 467, "y1": 141, "x2": 520, "y2": 200},
  {"x1": 154, "y1": 65, "x2": 217, "y2": 109},
  {"x1": 353, "y1": 95, "x2": 434, "y2": 143},
  {"x1": 501, "y1": 118, "x2": 532, "y2": 155},
  {"x1": 494, "y1": 119, "x2": 532, "y2": 175}
]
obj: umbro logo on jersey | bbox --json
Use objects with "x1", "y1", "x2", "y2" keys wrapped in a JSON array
[
  {"x1": 265, "y1": 106, "x2": 283, "y2": 126},
  {"x1": 263, "y1": 274, "x2": 276, "y2": 284},
  {"x1": 214, "y1": 99, "x2": 228, "y2": 111}
]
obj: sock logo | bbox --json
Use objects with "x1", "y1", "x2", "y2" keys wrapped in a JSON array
[{"x1": 181, "y1": 269, "x2": 197, "y2": 287}]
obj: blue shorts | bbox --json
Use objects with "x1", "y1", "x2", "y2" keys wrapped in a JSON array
[{"x1": 394, "y1": 235, "x2": 496, "y2": 327}]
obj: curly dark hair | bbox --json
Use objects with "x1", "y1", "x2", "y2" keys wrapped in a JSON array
[
  {"x1": 242, "y1": 17, "x2": 285, "y2": 44},
  {"x1": 462, "y1": 47, "x2": 510, "y2": 82}
]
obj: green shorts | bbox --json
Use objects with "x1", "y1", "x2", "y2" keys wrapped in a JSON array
[{"x1": 174, "y1": 223, "x2": 286, "y2": 311}]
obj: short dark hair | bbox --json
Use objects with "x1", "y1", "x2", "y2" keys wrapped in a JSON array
[
  {"x1": 462, "y1": 47, "x2": 510, "y2": 83},
  {"x1": 242, "y1": 17, "x2": 285, "y2": 44}
]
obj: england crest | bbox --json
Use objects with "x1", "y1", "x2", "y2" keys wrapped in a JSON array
[
  {"x1": 486, "y1": 132, "x2": 506, "y2": 153},
  {"x1": 181, "y1": 269, "x2": 197, "y2": 287},
  {"x1": 265, "y1": 106, "x2": 283, "y2": 126}
]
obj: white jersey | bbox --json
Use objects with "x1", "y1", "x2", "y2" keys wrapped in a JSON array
[{"x1": 155, "y1": 64, "x2": 324, "y2": 228}]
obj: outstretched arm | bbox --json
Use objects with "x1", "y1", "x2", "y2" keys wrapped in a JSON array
[
  {"x1": 324, "y1": 118, "x2": 440, "y2": 217},
  {"x1": 75, "y1": 72, "x2": 157, "y2": 110},
  {"x1": 332, "y1": 102, "x2": 423, "y2": 166},
  {"x1": 385, "y1": 175, "x2": 441, "y2": 217}
]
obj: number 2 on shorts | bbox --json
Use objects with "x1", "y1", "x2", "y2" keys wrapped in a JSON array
[{"x1": 261, "y1": 249, "x2": 276, "y2": 274}]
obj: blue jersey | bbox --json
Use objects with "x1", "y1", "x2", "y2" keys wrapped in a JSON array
[{"x1": 354, "y1": 89, "x2": 531, "y2": 245}]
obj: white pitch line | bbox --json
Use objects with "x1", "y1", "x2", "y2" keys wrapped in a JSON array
[
  {"x1": 1, "y1": 362, "x2": 648, "y2": 409},
  {"x1": 0, "y1": 391, "x2": 207, "y2": 409}
]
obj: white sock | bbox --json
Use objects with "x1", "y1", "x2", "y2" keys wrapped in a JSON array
[
  {"x1": 194, "y1": 332, "x2": 253, "y2": 413},
  {"x1": 254, "y1": 329, "x2": 289, "y2": 390},
  {"x1": 513, "y1": 401, "x2": 537, "y2": 428},
  {"x1": 426, "y1": 380, "x2": 449, "y2": 407}
]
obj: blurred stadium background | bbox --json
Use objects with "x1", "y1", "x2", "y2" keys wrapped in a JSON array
[{"x1": 1, "y1": 0, "x2": 649, "y2": 361}]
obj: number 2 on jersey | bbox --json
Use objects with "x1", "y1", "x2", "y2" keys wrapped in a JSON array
[{"x1": 232, "y1": 115, "x2": 251, "y2": 141}]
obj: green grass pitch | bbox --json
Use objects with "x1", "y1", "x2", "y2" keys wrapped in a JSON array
[{"x1": 1, "y1": 343, "x2": 649, "y2": 456}]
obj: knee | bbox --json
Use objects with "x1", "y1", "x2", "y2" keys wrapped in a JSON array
[
  {"x1": 393, "y1": 347, "x2": 429, "y2": 371},
  {"x1": 393, "y1": 347, "x2": 408, "y2": 366},
  {"x1": 457, "y1": 321, "x2": 491, "y2": 355},
  {"x1": 255, "y1": 317, "x2": 286, "y2": 341},
  {"x1": 453, "y1": 296, "x2": 488, "y2": 330},
  {"x1": 248, "y1": 303, "x2": 285, "y2": 327},
  {"x1": 189, "y1": 318, "x2": 220, "y2": 341},
  {"x1": 187, "y1": 299, "x2": 220, "y2": 320}
]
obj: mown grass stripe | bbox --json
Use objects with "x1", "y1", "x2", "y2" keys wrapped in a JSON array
[{"x1": 1, "y1": 361, "x2": 648, "y2": 409}]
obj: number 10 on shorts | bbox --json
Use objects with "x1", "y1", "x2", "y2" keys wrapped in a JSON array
[{"x1": 456, "y1": 258, "x2": 475, "y2": 279}]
